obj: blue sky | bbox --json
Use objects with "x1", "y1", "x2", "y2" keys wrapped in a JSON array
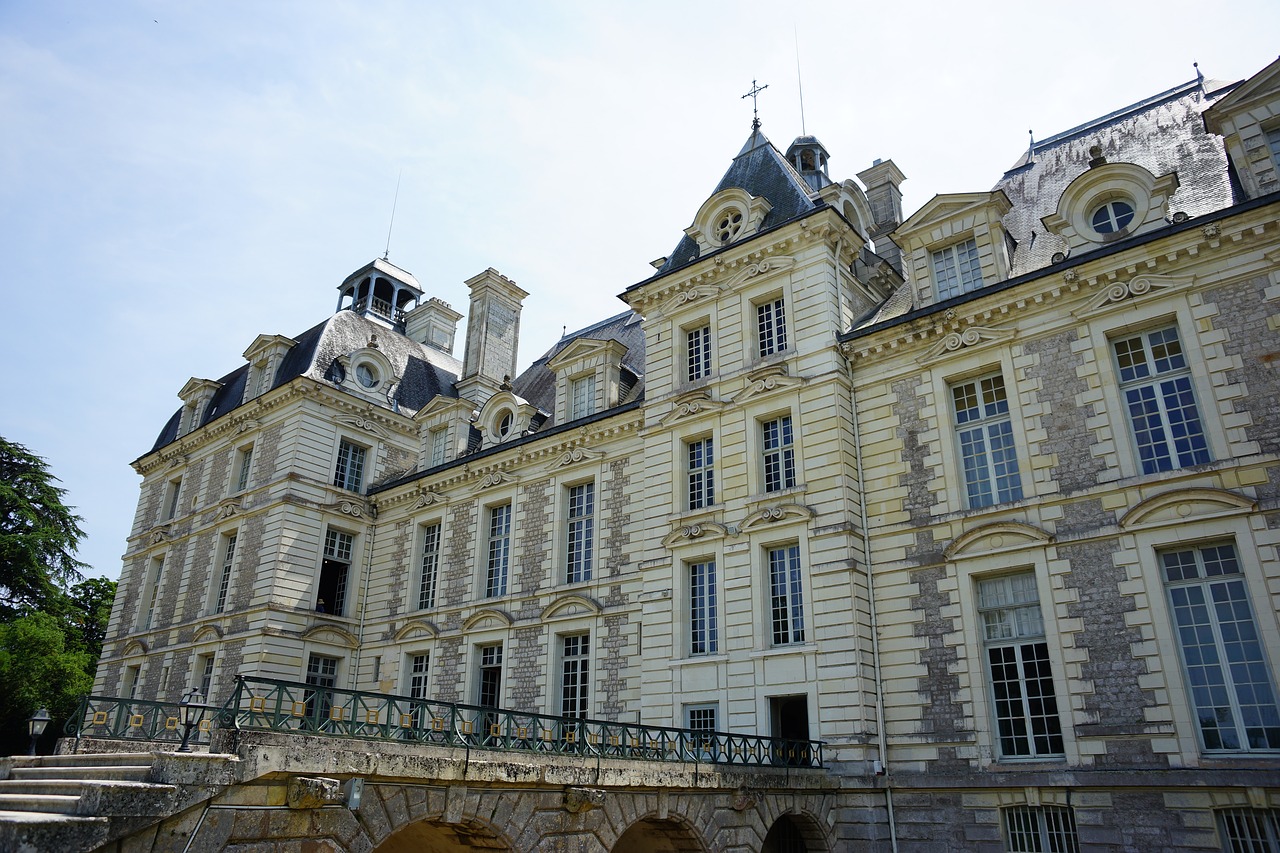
[{"x1": 1, "y1": 0, "x2": 1277, "y2": 581}]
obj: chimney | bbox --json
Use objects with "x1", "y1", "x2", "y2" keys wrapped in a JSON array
[
  {"x1": 405, "y1": 297, "x2": 463, "y2": 354},
  {"x1": 856, "y1": 158, "x2": 907, "y2": 274},
  {"x1": 455, "y1": 268, "x2": 528, "y2": 407}
]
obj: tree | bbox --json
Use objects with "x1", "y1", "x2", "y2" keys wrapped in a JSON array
[
  {"x1": 0, "y1": 611, "x2": 94, "y2": 755},
  {"x1": 0, "y1": 436, "x2": 88, "y2": 616}
]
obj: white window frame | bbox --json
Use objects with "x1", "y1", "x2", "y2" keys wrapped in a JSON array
[
  {"x1": 485, "y1": 503, "x2": 512, "y2": 598},
  {"x1": 559, "y1": 633, "x2": 591, "y2": 720},
  {"x1": 1218, "y1": 807, "x2": 1280, "y2": 853},
  {"x1": 165, "y1": 476, "x2": 183, "y2": 520},
  {"x1": 686, "y1": 323, "x2": 712, "y2": 382},
  {"x1": 140, "y1": 555, "x2": 165, "y2": 631},
  {"x1": 1110, "y1": 324, "x2": 1211, "y2": 475},
  {"x1": 761, "y1": 414, "x2": 796, "y2": 493},
  {"x1": 234, "y1": 444, "x2": 254, "y2": 493},
  {"x1": 565, "y1": 482, "x2": 594, "y2": 584},
  {"x1": 686, "y1": 436, "x2": 715, "y2": 510},
  {"x1": 429, "y1": 427, "x2": 448, "y2": 467},
  {"x1": 767, "y1": 543, "x2": 805, "y2": 646},
  {"x1": 319, "y1": 528, "x2": 354, "y2": 616},
  {"x1": 417, "y1": 521, "x2": 442, "y2": 610},
  {"x1": 333, "y1": 438, "x2": 368, "y2": 492},
  {"x1": 931, "y1": 236, "x2": 983, "y2": 299},
  {"x1": 1161, "y1": 541, "x2": 1280, "y2": 753},
  {"x1": 977, "y1": 572, "x2": 1064, "y2": 759},
  {"x1": 211, "y1": 531, "x2": 237, "y2": 615},
  {"x1": 1002, "y1": 805, "x2": 1080, "y2": 853},
  {"x1": 755, "y1": 295, "x2": 788, "y2": 357},
  {"x1": 688, "y1": 559, "x2": 719, "y2": 656},
  {"x1": 951, "y1": 373, "x2": 1023, "y2": 508},
  {"x1": 569, "y1": 373, "x2": 597, "y2": 421}
]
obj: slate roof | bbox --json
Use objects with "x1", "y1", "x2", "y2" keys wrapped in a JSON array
[
  {"x1": 148, "y1": 309, "x2": 462, "y2": 453},
  {"x1": 850, "y1": 75, "x2": 1241, "y2": 332},
  {"x1": 511, "y1": 310, "x2": 646, "y2": 428},
  {"x1": 653, "y1": 126, "x2": 821, "y2": 277}
]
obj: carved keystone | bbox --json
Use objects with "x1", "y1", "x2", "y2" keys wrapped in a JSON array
[
  {"x1": 287, "y1": 776, "x2": 343, "y2": 809},
  {"x1": 732, "y1": 787, "x2": 760, "y2": 811},
  {"x1": 563, "y1": 787, "x2": 605, "y2": 813}
]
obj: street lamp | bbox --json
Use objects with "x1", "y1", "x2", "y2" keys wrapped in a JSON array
[
  {"x1": 178, "y1": 689, "x2": 205, "y2": 753},
  {"x1": 26, "y1": 707, "x2": 50, "y2": 757}
]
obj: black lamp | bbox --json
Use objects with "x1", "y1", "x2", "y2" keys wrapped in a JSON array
[
  {"x1": 27, "y1": 707, "x2": 50, "y2": 757},
  {"x1": 178, "y1": 689, "x2": 205, "y2": 753}
]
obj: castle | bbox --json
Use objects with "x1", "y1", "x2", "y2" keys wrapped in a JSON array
[{"x1": 93, "y1": 57, "x2": 1280, "y2": 851}]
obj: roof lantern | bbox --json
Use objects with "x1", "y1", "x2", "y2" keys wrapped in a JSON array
[{"x1": 335, "y1": 258, "x2": 425, "y2": 332}]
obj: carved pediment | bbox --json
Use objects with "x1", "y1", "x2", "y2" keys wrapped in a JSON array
[
  {"x1": 122, "y1": 639, "x2": 150, "y2": 657},
  {"x1": 472, "y1": 470, "x2": 518, "y2": 492},
  {"x1": 662, "y1": 284, "x2": 725, "y2": 317},
  {"x1": 216, "y1": 499, "x2": 242, "y2": 519},
  {"x1": 412, "y1": 490, "x2": 446, "y2": 509},
  {"x1": 322, "y1": 498, "x2": 368, "y2": 519},
  {"x1": 149, "y1": 527, "x2": 170, "y2": 545},
  {"x1": 463, "y1": 608, "x2": 514, "y2": 631},
  {"x1": 1075, "y1": 274, "x2": 1194, "y2": 317},
  {"x1": 661, "y1": 521, "x2": 731, "y2": 549},
  {"x1": 546, "y1": 446, "x2": 606, "y2": 473},
  {"x1": 235, "y1": 419, "x2": 261, "y2": 434},
  {"x1": 193, "y1": 625, "x2": 224, "y2": 643},
  {"x1": 721, "y1": 255, "x2": 797, "y2": 289},
  {"x1": 542, "y1": 595, "x2": 603, "y2": 621},
  {"x1": 336, "y1": 414, "x2": 388, "y2": 438},
  {"x1": 729, "y1": 365, "x2": 804, "y2": 404},
  {"x1": 918, "y1": 325, "x2": 1015, "y2": 365},
  {"x1": 739, "y1": 503, "x2": 814, "y2": 534},
  {"x1": 394, "y1": 620, "x2": 440, "y2": 642},
  {"x1": 1119, "y1": 487, "x2": 1255, "y2": 530},
  {"x1": 945, "y1": 521, "x2": 1053, "y2": 559},
  {"x1": 659, "y1": 390, "x2": 726, "y2": 427},
  {"x1": 301, "y1": 624, "x2": 359, "y2": 648}
]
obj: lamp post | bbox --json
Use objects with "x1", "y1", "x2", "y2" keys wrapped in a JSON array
[
  {"x1": 26, "y1": 707, "x2": 50, "y2": 757},
  {"x1": 178, "y1": 689, "x2": 205, "y2": 753}
]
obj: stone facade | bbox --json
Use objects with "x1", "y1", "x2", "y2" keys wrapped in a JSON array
[{"x1": 88, "y1": 59, "x2": 1280, "y2": 852}]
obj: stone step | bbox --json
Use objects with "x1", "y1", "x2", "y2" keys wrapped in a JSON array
[
  {"x1": 0, "y1": 793, "x2": 81, "y2": 815},
  {"x1": 0, "y1": 811, "x2": 110, "y2": 853},
  {"x1": 12, "y1": 752, "x2": 154, "y2": 768},
  {"x1": 0, "y1": 780, "x2": 179, "y2": 817},
  {"x1": 7, "y1": 765, "x2": 151, "y2": 783}
]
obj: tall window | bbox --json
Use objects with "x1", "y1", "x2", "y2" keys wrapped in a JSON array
[
  {"x1": 953, "y1": 374, "x2": 1023, "y2": 507},
  {"x1": 235, "y1": 445, "x2": 254, "y2": 492},
  {"x1": 932, "y1": 237, "x2": 983, "y2": 299},
  {"x1": 1162, "y1": 543, "x2": 1280, "y2": 751},
  {"x1": 165, "y1": 477, "x2": 183, "y2": 520},
  {"x1": 212, "y1": 532, "x2": 237, "y2": 615},
  {"x1": 417, "y1": 523, "x2": 441, "y2": 610},
  {"x1": 1002, "y1": 805, "x2": 1080, "y2": 853},
  {"x1": 565, "y1": 484, "x2": 594, "y2": 583},
  {"x1": 334, "y1": 439, "x2": 367, "y2": 492},
  {"x1": 409, "y1": 654, "x2": 429, "y2": 700},
  {"x1": 318, "y1": 529, "x2": 353, "y2": 616},
  {"x1": 560, "y1": 634, "x2": 590, "y2": 719},
  {"x1": 430, "y1": 427, "x2": 448, "y2": 467},
  {"x1": 305, "y1": 654, "x2": 339, "y2": 726},
  {"x1": 689, "y1": 560, "x2": 718, "y2": 655},
  {"x1": 978, "y1": 573, "x2": 1064, "y2": 758},
  {"x1": 477, "y1": 644, "x2": 503, "y2": 707},
  {"x1": 687, "y1": 324, "x2": 712, "y2": 382},
  {"x1": 1218, "y1": 808, "x2": 1280, "y2": 852},
  {"x1": 757, "y1": 297, "x2": 788, "y2": 357},
  {"x1": 762, "y1": 415, "x2": 796, "y2": 492},
  {"x1": 1112, "y1": 326, "x2": 1210, "y2": 474},
  {"x1": 569, "y1": 374, "x2": 597, "y2": 420},
  {"x1": 141, "y1": 556, "x2": 164, "y2": 630},
  {"x1": 768, "y1": 545, "x2": 805, "y2": 645},
  {"x1": 486, "y1": 504, "x2": 512, "y2": 598},
  {"x1": 687, "y1": 437, "x2": 715, "y2": 510},
  {"x1": 197, "y1": 654, "x2": 215, "y2": 700},
  {"x1": 123, "y1": 665, "x2": 140, "y2": 700}
]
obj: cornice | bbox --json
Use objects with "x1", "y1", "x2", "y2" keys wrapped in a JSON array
[{"x1": 625, "y1": 233, "x2": 811, "y2": 313}]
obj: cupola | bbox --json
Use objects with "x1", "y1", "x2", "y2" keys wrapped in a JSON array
[
  {"x1": 785, "y1": 135, "x2": 832, "y2": 192},
  {"x1": 335, "y1": 258, "x2": 424, "y2": 332}
]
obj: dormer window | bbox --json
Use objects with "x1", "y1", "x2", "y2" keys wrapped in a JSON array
[
  {"x1": 355, "y1": 363, "x2": 380, "y2": 389},
  {"x1": 497, "y1": 411, "x2": 513, "y2": 439},
  {"x1": 569, "y1": 374, "x2": 597, "y2": 420},
  {"x1": 715, "y1": 208, "x2": 745, "y2": 244},
  {"x1": 932, "y1": 238, "x2": 983, "y2": 300},
  {"x1": 1091, "y1": 199, "x2": 1135, "y2": 234}
]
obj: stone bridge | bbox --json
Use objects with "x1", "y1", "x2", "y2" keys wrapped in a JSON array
[{"x1": 1, "y1": 729, "x2": 858, "y2": 852}]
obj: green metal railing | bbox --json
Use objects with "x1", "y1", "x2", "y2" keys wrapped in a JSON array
[
  {"x1": 68, "y1": 676, "x2": 824, "y2": 768},
  {"x1": 65, "y1": 694, "x2": 218, "y2": 746}
]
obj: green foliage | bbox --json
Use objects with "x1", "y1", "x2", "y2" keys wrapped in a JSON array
[
  {"x1": 0, "y1": 611, "x2": 95, "y2": 754},
  {"x1": 0, "y1": 436, "x2": 88, "y2": 616}
]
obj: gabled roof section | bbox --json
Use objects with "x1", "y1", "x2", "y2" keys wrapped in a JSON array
[
  {"x1": 1203, "y1": 57, "x2": 1279, "y2": 133},
  {"x1": 512, "y1": 310, "x2": 646, "y2": 425},
  {"x1": 655, "y1": 126, "x2": 820, "y2": 276},
  {"x1": 895, "y1": 191, "x2": 1013, "y2": 235}
]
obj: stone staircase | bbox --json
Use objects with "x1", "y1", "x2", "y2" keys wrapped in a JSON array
[{"x1": 0, "y1": 750, "x2": 233, "y2": 853}]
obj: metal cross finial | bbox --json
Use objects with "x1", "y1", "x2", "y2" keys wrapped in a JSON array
[{"x1": 742, "y1": 79, "x2": 769, "y2": 130}]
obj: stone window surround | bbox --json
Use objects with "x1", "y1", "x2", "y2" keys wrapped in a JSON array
[
  {"x1": 414, "y1": 517, "x2": 444, "y2": 611},
  {"x1": 761, "y1": 535, "x2": 811, "y2": 649},
  {"x1": 556, "y1": 475, "x2": 597, "y2": 587},
  {"x1": 682, "y1": 317, "x2": 714, "y2": 386},
  {"x1": 1086, "y1": 306, "x2": 1217, "y2": 480},
  {"x1": 950, "y1": 550, "x2": 1075, "y2": 767},
  {"x1": 333, "y1": 435, "x2": 372, "y2": 493},
  {"x1": 742, "y1": 400, "x2": 803, "y2": 500},
  {"x1": 475, "y1": 493, "x2": 516, "y2": 601},
  {"x1": 949, "y1": 371, "x2": 1024, "y2": 509}
]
